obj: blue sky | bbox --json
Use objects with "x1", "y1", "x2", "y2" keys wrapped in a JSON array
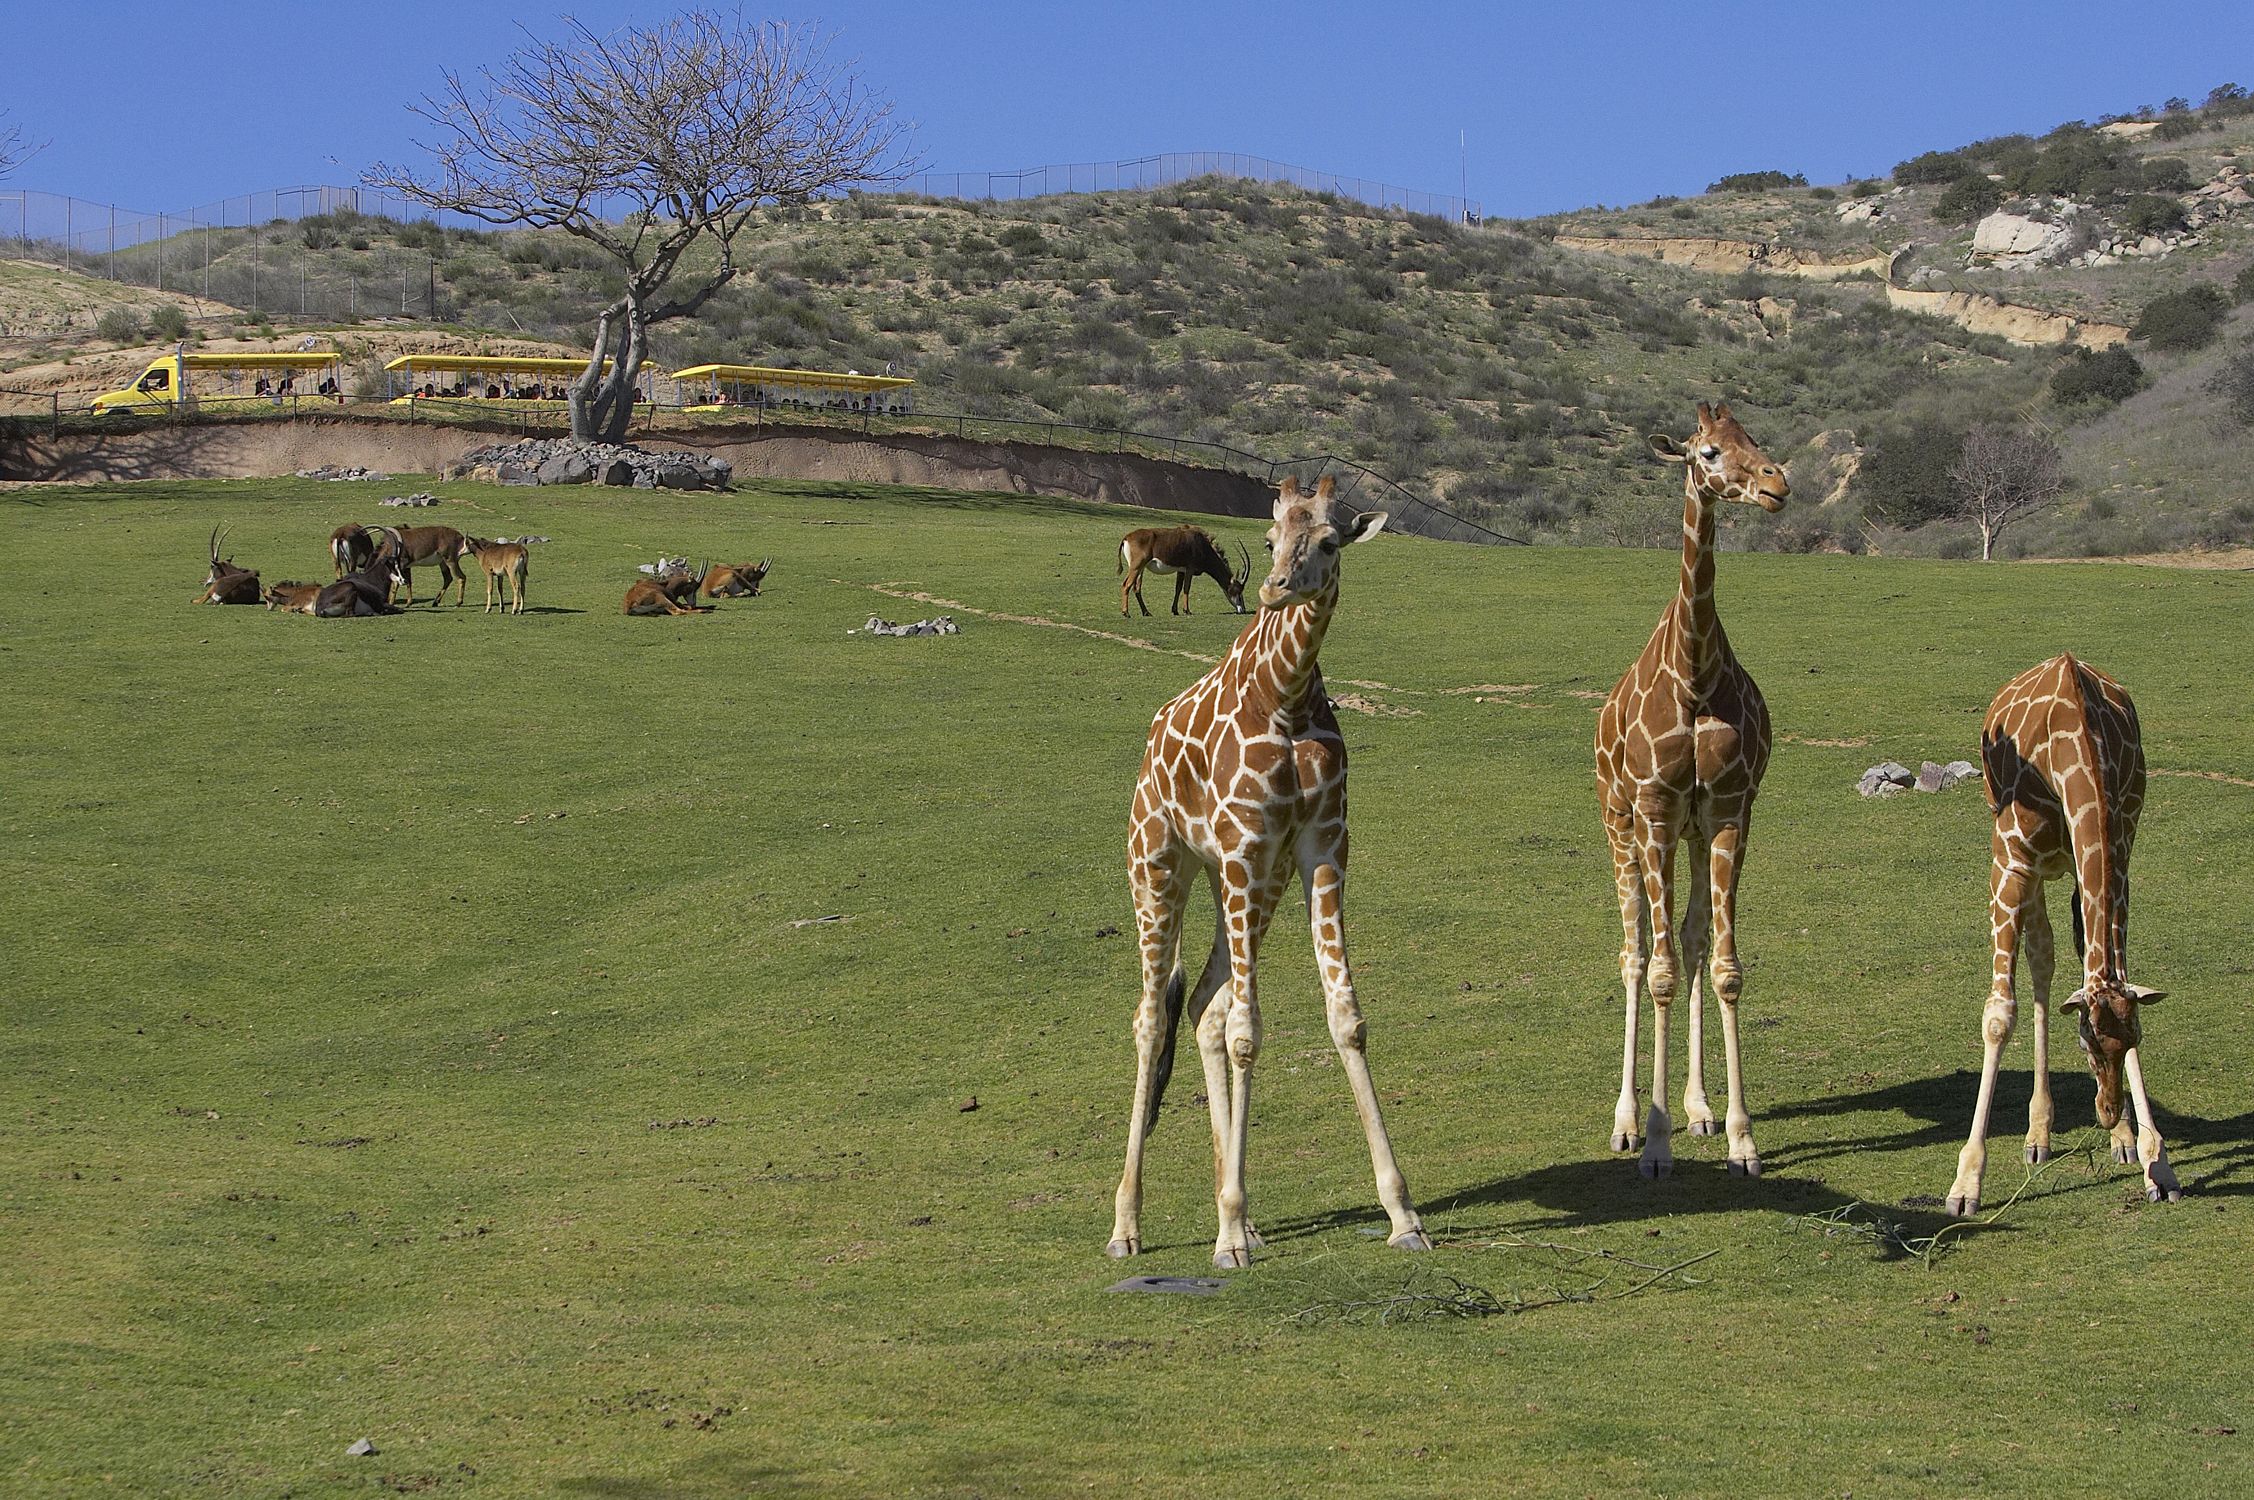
[{"x1": 6, "y1": 1, "x2": 2253, "y2": 217}]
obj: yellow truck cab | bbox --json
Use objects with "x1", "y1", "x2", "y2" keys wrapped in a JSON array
[{"x1": 92, "y1": 348, "x2": 343, "y2": 415}]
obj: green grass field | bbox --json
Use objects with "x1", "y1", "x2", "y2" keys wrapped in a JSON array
[{"x1": 5, "y1": 475, "x2": 2252, "y2": 1497}]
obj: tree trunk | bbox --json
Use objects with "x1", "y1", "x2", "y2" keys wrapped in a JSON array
[
  {"x1": 568, "y1": 298, "x2": 647, "y2": 446},
  {"x1": 1980, "y1": 520, "x2": 1996, "y2": 561}
]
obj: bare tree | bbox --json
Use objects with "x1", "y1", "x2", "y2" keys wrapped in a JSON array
[
  {"x1": 1949, "y1": 423, "x2": 2067, "y2": 560},
  {"x1": 0, "y1": 113, "x2": 46, "y2": 180},
  {"x1": 367, "y1": 12, "x2": 905, "y2": 445}
]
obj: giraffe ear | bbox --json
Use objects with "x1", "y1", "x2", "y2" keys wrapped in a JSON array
[
  {"x1": 1649, "y1": 434, "x2": 1690, "y2": 464},
  {"x1": 2127, "y1": 984, "x2": 2166, "y2": 1005},
  {"x1": 1339, "y1": 510, "x2": 1389, "y2": 546},
  {"x1": 1314, "y1": 474, "x2": 1337, "y2": 501},
  {"x1": 2060, "y1": 987, "x2": 2090, "y2": 1015},
  {"x1": 1714, "y1": 401, "x2": 1734, "y2": 421},
  {"x1": 1278, "y1": 476, "x2": 1302, "y2": 500},
  {"x1": 1694, "y1": 401, "x2": 1714, "y2": 426}
]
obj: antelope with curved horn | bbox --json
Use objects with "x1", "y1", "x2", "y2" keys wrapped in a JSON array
[
  {"x1": 192, "y1": 527, "x2": 262, "y2": 605},
  {"x1": 373, "y1": 523, "x2": 469, "y2": 607},
  {"x1": 330, "y1": 523, "x2": 376, "y2": 578},
  {"x1": 624, "y1": 560, "x2": 708, "y2": 616},
  {"x1": 1118, "y1": 525, "x2": 1252, "y2": 618},
  {"x1": 703, "y1": 559, "x2": 771, "y2": 598}
]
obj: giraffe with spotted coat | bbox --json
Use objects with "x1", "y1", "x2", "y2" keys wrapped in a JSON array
[
  {"x1": 1945, "y1": 652, "x2": 2179, "y2": 1215},
  {"x1": 1596, "y1": 401, "x2": 1789, "y2": 1180},
  {"x1": 1106, "y1": 475, "x2": 1430, "y2": 1269}
]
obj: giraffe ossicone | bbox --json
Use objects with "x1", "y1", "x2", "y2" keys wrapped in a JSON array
[
  {"x1": 1945, "y1": 653, "x2": 2180, "y2": 1216},
  {"x1": 1595, "y1": 401, "x2": 1788, "y2": 1180},
  {"x1": 1107, "y1": 474, "x2": 1429, "y2": 1269}
]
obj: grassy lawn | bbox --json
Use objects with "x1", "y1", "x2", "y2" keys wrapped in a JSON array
[{"x1": 4, "y1": 475, "x2": 2252, "y2": 1497}]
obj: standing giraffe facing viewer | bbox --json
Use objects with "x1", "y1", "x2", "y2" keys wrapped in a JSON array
[
  {"x1": 1945, "y1": 653, "x2": 2178, "y2": 1215},
  {"x1": 1108, "y1": 475, "x2": 1430, "y2": 1268},
  {"x1": 1596, "y1": 401, "x2": 1788, "y2": 1179}
]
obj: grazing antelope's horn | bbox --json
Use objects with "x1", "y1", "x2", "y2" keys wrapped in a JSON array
[{"x1": 1235, "y1": 541, "x2": 1251, "y2": 585}]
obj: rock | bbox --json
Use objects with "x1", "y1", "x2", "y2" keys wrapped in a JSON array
[
  {"x1": 378, "y1": 493, "x2": 440, "y2": 508},
  {"x1": 1835, "y1": 199, "x2": 1884, "y2": 223},
  {"x1": 495, "y1": 462, "x2": 535, "y2": 486},
  {"x1": 862, "y1": 615, "x2": 962, "y2": 637},
  {"x1": 601, "y1": 458, "x2": 637, "y2": 487},
  {"x1": 1858, "y1": 762, "x2": 1915, "y2": 798},
  {"x1": 654, "y1": 461, "x2": 703, "y2": 490},
  {"x1": 346, "y1": 1438, "x2": 377, "y2": 1458},
  {"x1": 536, "y1": 453, "x2": 593, "y2": 485},
  {"x1": 448, "y1": 438, "x2": 733, "y2": 492},
  {"x1": 296, "y1": 465, "x2": 390, "y2": 483},
  {"x1": 1972, "y1": 210, "x2": 2076, "y2": 265},
  {"x1": 1915, "y1": 759, "x2": 1980, "y2": 793}
]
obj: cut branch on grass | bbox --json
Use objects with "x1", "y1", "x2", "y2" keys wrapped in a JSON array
[
  {"x1": 1790, "y1": 1150, "x2": 2071, "y2": 1267},
  {"x1": 366, "y1": 11, "x2": 909, "y2": 444},
  {"x1": 1282, "y1": 1238, "x2": 1720, "y2": 1327}
]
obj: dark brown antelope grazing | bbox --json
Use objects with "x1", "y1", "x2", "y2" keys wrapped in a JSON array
[
  {"x1": 623, "y1": 566, "x2": 707, "y2": 616},
  {"x1": 330, "y1": 523, "x2": 375, "y2": 578},
  {"x1": 315, "y1": 553, "x2": 406, "y2": 617},
  {"x1": 702, "y1": 559, "x2": 770, "y2": 598},
  {"x1": 192, "y1": 527, "x2": 262, "y2": 605},
  {"x1": 458, "y1": 537, "x2": 530, "y2": 615},
  {"x1": 263, "y1": 581, "x2": 323, "y2": 614},
  {"x1": 374, "y1": 524, "x2": 469, "y2": 607},
  {"x1": 1117, "y1": 525, "x2": 1252, "y2": 618}
]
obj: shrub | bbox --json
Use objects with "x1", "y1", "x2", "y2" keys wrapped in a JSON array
[
  {"x1": 1935, "y1": 174, "x2": 2004, "y2": 224},
  {"x1": 1849, "y1": 178, "x2": 1884, "y2": 198},
  {"x1": 2138, "y1": 156, "x2": 2194, "y2": 192},
  {"x1": 1852, "y1": 417, "x2": 1966, "y2": 526},
  {"x1": 2208, "y1": 346, "x2": 2254, "y2": 426},
  {"x1": 2234, "y1": 262, "x2": 2254, "y2": 303},
  {"x1": 1808, "y1": 186, "x2": 1837, "y2": 200},
  {"x1": 2154, "y1": 111, "x2": 2205, "y2": 140},
  {"x1": 2050, "y1": 347, "x2": 2148, "y2": 406},
  {"x1": 94, "y1": 305, "x2": 144, "y2": 343},
  {"x1": 2133, "y1": 285, "x2": 2229, "y2": 350},
  {"x1": 2120, "y1": 194, "x2": 2188, "y2": 237},
  {"x1": 146, "y1": 304, "x2": 190, "y2": 342},
  {"x1": 1707, "y1": 170, "x2": 1807, "y2": 193},
  {"x1": 1895, "y1": 149, "x2": 1973, "y2": 185}
]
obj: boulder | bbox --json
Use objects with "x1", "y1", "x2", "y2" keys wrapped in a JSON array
[
  {"x1": 1858, "y1": 762, "x2": 1915, "y2": 798},
  {"x1": 654, "y1": 461, "x2": 703, "y2": 490},
  {"x1": 495, "y1": 462, "x2": 536, "y2": 486},
  {"x1": 1915, "y1": 759, "x2": 1979, "y2": 794},
  {"x1": 536, "y1": 452, "x2": 594, "y2": 485},
  {"x1": 1972, "y1": 211, "x2": 2076, "y2": 265}
]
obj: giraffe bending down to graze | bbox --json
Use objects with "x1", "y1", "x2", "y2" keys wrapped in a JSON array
[
  {"x1": 1108, "y1": 475, "x2": 1429, "y2": 1269},
  {"x1": 1946, "y1": 653, "x2": 2178, "y2": 1215},
  {"x1": 1596, "y1": 401, "x2": 1788, "y2": 1180}
]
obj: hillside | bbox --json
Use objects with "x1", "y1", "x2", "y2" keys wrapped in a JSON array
[{"x1": 9, "y1": 89, "x2": 2254, "y2": 555}]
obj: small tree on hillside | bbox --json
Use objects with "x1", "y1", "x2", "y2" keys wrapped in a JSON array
[
  {"x1": 0, "y1": 113, "x2": 45, "y2": 179},
  {"x1": 1949, "y1": 422, "x2": 2067, "y2": 560},
  {"x1": 367, "y1": 12, "x2": 905, "y2": 445}
]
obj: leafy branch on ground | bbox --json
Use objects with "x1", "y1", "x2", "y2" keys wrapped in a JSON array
[
  {"x1": 1788, "y1": 1149, "x2": 2072, "y2": 1267},
  {"x1": 1281, "y1": 1236, "x2": 1719, "y2": 1327}
]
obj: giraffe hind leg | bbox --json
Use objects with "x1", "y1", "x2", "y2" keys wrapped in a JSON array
[
  {"x1": 1603, "y1": 802, "x2": 1645, "y2": 1153},
  {"x1": 1108, "y1": 832, "x2": 1191, "y2": 1258}
]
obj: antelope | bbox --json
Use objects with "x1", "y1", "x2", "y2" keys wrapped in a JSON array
[
  {"x1": 624, "y1": 565, "x2": 707, "y2": 616},
  {"x1": 315, "y1": 553, "x2": 406, "y2": 618},
  {"x1": 703, "y1": 559, "x2": 771, "y2": 598},
  {"x1": 661, "y1": 559, "x2": 708, "y2": 609},
  {"x1": 373, "y1": 524, "x2": 469, "y2": 607},
  {"x1": 262, "y1": 581, "x2": 323, "y2": 614},
  {"x1": 330, "y1": 523, "x2": 376, "y2": 578},
  {"x1": 192, "y1": 527, "x2": 262, "y2": 605},
  {"x1": 1118, "y1": 525, "x2": 1252, "y2": 618},
  {"x1": 458, "y1": 536, "x2": 530, "y2": 615}
]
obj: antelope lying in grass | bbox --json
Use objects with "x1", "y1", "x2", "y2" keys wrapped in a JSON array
[
  {"x1": 703, "y1": 559, "x2": 770, "y2": 598},
  {"x1": 1118, "y1": 525, "x2": 1252, "y2": 618},
  {"x1": 623, "y1": 562, "x2": 708, "y2": 616},
  {"x1": 192, "y1": 528, "x2": 262, "y2": 605},
  {"x1": 458, "y1": 536, "x2": 530, "y2": 615},
  {"x1": 263, "y1": 581, "x2": 323, "y2": 614},
  {"x1": 374, "y1": 524, "x2": 468, "y2": 607},
  {"x1": 330, "y1": 523, "x2": 375, "y2": 578},
  {"x1": 314, "y1": 553, "x2": 405, "y2": 617}
]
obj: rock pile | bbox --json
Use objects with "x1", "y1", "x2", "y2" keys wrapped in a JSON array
[
  {"x1": 379, "y1": 493, "x2": 441, "y2": 508},
  {"x1": 446, "y1": 439, "x2": 732, "y2": 491},
  {"x1": 1858, "y1": 759, "x2": 1977, "y2": 798},
  {"x1": 297, "y1": 465, "x2": 390, "y2": 482},
  {"x1": 859, "y1": 615, "x2": 961, "y2": 637}
]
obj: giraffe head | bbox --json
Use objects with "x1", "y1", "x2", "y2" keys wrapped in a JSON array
[
  {"x1": 1648, "y1": 402, "x2": 1789, "y2": 512},
  {"x1": 2063, "y1": 981, "x2": 2164, "y2": 1127},
  {"x1": 1257, "y1": 475, "x2": 1387, "y2": 609}
]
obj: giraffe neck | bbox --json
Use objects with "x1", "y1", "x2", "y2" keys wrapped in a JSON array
[
  {"x1": 1672, "y1": 474, "x2": 1726, "y2": 689},
  {"x1": 1231, "y1": 584, "x2": 1336, "y2": 728}
]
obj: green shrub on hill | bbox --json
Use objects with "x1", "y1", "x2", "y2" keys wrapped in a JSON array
[
  {"x1": 2208, "y1": 345, "x2": 2254, "y2": 426},
  {"x1": 1935, "y1": 174, "x2": 2004, "y2": 224},
  {"x1": 2134, "y1": 285, "x2": 2230, "y2": 350},
  {"x1": 2050, "y1": 346, "x2": 2148, "y2": 407},
  {"x1": 2232, "y1": 262, "x2": 2254, "y2": 303},
  {"x1": 1708, "y1": 170, "x2": 1807, "y2": 193},
  {"x1": 1852, "y1": 417, "x2": 1966, "y2": 527},
  {"x1": 93, "y1": 306, "x2": 143, "y2": 344},
  {"x1": 146, "y1": 304, "x2": 190, "y2": 342},
  {"x1": 1894, "y1": 149, "x2": 1974, "y2": 185},
  {"x1": 2121, "y1": 194, "x2": 2190, "y2": 236}
]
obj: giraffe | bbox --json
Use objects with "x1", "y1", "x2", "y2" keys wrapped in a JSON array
[
  {"x1": 1107, "y1": 475, "x2": 1430, "y2": 1269},
  {"x1": 1945, "y1": 653, "x2": 2179, "y2": 1215},
  {"x1": 1595, "y1": 401, "x2": 1788, "y2": 1180}
]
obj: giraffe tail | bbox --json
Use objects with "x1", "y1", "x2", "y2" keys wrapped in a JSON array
[{"x1": 1144, "y1": 968, "x2": 1187, "y2": 1134}]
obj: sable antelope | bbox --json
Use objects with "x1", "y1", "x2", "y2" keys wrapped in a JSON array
[
  {"x1": 330, "y1": 523, "x2": 375, "y2": 578},
  {"x1": 661, "y1": 559, "x2": 708, "y2": 609},
  {"x1": 373, "y1": 524, "x2": 469, "y2": 607},
  {"x1": 192, "y1": 527, "x2": 262, "y2": 605},
  {"x1": 702, "y1": 559, "x2": 770, "y2": 598},
  {"x1": 1118, "y1": 525, "x2": 1252, "y2": 618},
  {"x1": 458, "y1": 536, "x2": 530, "y2": 615},
  {"x1": 315, "y1": 553, "x2": 406, "y2": 618},
  {"x1": 623, "y1": 566, "x2": 707, "y2": 616},
  {"x1": 262, "y1": 581, "x2": 323, "y2": 614}
]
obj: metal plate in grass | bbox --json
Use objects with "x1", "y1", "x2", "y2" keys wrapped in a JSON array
[{"x1": 1106, "y1": 1275, "x2": 1225, "y2": 1296}]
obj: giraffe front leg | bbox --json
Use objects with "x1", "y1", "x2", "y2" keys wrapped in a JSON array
[
  {"x1": 1681, "y1": 831, "x2": 1717, "y2": 1138},
  {"x1": 1212, "y1": 855, "x2": 1277, "y2": 1269},
  {"x1": 1109, "y1": 829, "x2": 1190, "y2": 1258},
  {"x1": 1304, "y1": 851, "x2": 1429, "y2": 1251},
  {"x1": 2023, "y1": 890, "x2": 2055, "y2": 1165},
  {"x1": 2122, "y1": 1048, "x2": 2182, "y2": 1203},
  {"x1": 1604, "y1": 806, "x2": 1645, "y2": 1152},
  {"x1": 1949, "y1": 860, "x2": 2031, "y2": 1216},
  {"x1": 1181, "y1": 916, "x2": 1256, "y2": 1249},
  {"x1": 1635, "y1": 804, "x2": 1681, "y2": 1179},
  {"x1": 1705, "y1": 821, "x2": 1759, "y2": 1175}
]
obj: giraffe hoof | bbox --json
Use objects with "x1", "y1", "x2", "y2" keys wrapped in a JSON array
[
  {"x1": 2024, "y1": 1143, "x2": 2052, "y2": 1166},
  {"x1": 1945, "y1": 1193, "x2": 1979, "y2": 1218},
  {"x1": 1727, "y1": 1156, "x2": 1762, "y2": 1178},
  {"x1": 1609, "y1": 1132, "x2": 1640, "y2": 1153},
  {"x1": 1212, "y1": 1246, "x2": 1252, "y2": 1270},
  {"x1": 1687, "y1": 1119, "x2": 1720, "y2": 1137},
  {"x1": 1104, "y1": 1237, "x2": 1139, "y2": 1259},
  {"x1": 1637, "y1": 1155, "x2": 1671, "y2": 1180},
  {"x1": 1389, "y1": 1229, "x2": 1433, "y2": 1252}
]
